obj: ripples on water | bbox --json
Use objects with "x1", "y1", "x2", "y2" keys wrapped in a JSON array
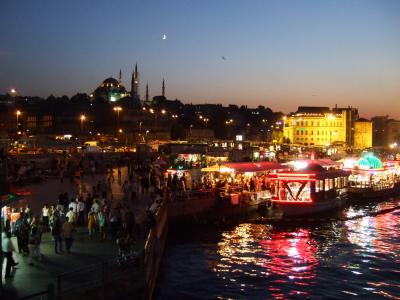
[{"x1": 157, "y1": 199, "x2": 400, "y2": 299}]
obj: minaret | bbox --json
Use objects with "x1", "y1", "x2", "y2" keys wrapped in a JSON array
[
  {"x1": 131, "y1": 63, "x2": 140, "y2": 99},
  {"x1": 118, "y1": 69, "x2": 122, "y2": 84},
  {"x1": 131, "y1": 71, "x2": 136, "y2": 98},
  {"x1": 162, "y1": 79, "x2": 165, "y2": 98},
  {"x1": 145, "y1": 83, "x2": 149, "y2": 102}
]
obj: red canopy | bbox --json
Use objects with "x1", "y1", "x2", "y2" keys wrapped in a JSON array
[{"x1": 220, "y1": 162, "x2": 288, "y2": 173}]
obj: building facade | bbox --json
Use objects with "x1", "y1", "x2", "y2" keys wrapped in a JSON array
[
  {"x1": 386, "y1": 119, "x2": 400, "y2": 146},
  {"x1": 283, "y1": 106, "x2": 347, "y2": 147},
  {"x1": 353, "y1": 119, "x2": 372, "y2": 149},
  {"x1": 283, "y1": 106, "x2": 372, "y2": 149}
]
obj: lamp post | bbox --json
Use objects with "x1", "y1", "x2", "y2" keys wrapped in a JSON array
[
  {"x1": 189, "y1": 124, "x2": 193, "y2": 140},
  {"x1": 16, "y1": 110, "x2": 21, "y2": 132},
  {"x1": 80, "y1": 114, "x2": 86, "y2": 134},
  {"x1": 113, "y1": 106, "x2": 122, "y2": 131}
]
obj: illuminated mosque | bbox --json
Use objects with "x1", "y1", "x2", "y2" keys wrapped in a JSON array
[{"x1": 93, "y1": 64, "x2": 141, "y2": 104}]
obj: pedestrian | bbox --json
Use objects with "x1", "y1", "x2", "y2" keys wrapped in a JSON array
[
  {"x1": 51, "y1": 214, "x2": 63, "y2": 254},
  {"x1": 66, "y1": 207, "x2": 76, "y2": 225},
  {"x1": 2, "y1": 231, "x2": 19, "y2": 278},
  {"x1": 62, "y1": 217, "x2": 74, "y2": 253},
  {"x1": 14, "y1": 213, "x2": 24, "y2": 252},
  {"x1": 77, "y1": 197, "x2": 85, "y2": 225},
  {"x1": 42, "y1": 204, "x2": 50, "y2": 231},
  {"x1": 97, "y1": 210, "x2": 107, "y2": 240},
  {"x1": 88, "y1": 212, "x2": 96, "y2": 236},
  {"x1": 28, "y1": 227, "x2": 41, "y2": 265}
]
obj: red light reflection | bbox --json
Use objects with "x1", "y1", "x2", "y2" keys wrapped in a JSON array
[{"x1": 260, "y1": 229, "x2": 318, "y2": 298}]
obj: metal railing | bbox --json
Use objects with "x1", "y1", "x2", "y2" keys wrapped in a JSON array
[
  {"x1": 55, "y1": 256, "x2": 143, "y2": 299},
  {"x1": 17, "y1": 285, "x2": 55, "y2": 300}
]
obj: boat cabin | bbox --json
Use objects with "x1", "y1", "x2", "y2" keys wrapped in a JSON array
[{"x1": 269, "y1": 164, "x2": 349, "y2": 204}]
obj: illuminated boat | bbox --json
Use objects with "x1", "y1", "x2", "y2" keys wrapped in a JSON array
[
  {"x1": 269, "y1": 163, "x2": 349, "y2": 217},
  {"x1": 168, "y1": 162, "x2": 287, "y2": 223},
  {"x1": 345, "y1": 154, "x2": 400, "y2": 201}
]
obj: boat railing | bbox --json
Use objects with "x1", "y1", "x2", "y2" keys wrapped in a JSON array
[{"x1": 349, "y1": 181, "x2": 395, "y2": 191}]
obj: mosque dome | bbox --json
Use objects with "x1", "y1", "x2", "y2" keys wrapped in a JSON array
[
  {"x1": 93, "y1": 76, "x2": 128, "y2": 102},
  {"x1": 101, "y1": 77, "x2": 120, "y2": 88}
]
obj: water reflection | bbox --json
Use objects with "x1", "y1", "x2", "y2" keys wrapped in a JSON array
[
  {"x1": 260, "y1": 229, "x2": 318, "y2": 298},
  {"x1": 158, "y1": 199, "x2": 400, "y2": 299},
  {"x1": 215, "y1": 224, "x2": 318, "y2": 298}
]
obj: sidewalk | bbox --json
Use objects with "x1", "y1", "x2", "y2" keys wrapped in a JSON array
[
  {"x1": 2, "y1": 167, "x2": 152, "y2": 299},
  {"x1": 2, "y1": 227, "x2": 119, "y2": 298}
]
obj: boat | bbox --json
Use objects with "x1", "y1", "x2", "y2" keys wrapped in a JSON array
[
  {"x1": 167, "y1": 161, "x2": 287, "y2": 223},
  {"x1": 344, "y1": 154, "x2": 400, "y2": 201},
  {"x1": 269, "y1": 163, "x2": 349, "y2": 217}
]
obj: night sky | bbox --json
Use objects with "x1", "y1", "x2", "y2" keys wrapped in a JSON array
[{"x1": 0, "y1": 0, "x2": 399, "y2": 117}]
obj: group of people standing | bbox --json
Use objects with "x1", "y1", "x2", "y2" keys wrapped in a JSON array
[{"x1": 2, "y1": 156, "x2": 168, "y2": 281}]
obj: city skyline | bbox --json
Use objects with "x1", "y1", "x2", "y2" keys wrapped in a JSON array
[{"x1": 1, "y1": 0, "x2": 399, "y2": 118}]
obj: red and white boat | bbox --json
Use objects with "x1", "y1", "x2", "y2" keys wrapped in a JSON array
[{"x1": 269, "y1": 163, "x2": 349, "y2": 217}]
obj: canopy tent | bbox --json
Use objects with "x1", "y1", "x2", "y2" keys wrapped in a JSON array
[
  {"x1": 289, "y1": 159, "x2": 340, "y2": 170},
  {"x1": 202, "y1": 162, "x2": 287, "y2": 173}
]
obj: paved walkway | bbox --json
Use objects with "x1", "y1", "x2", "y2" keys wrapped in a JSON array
[{"x1": 2, "y1": 167, "x2": 151, "y2": 299}]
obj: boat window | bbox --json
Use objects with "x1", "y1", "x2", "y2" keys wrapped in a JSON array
[{"x1": 316, "y1": 180, "x2": 320, "y2": 192}]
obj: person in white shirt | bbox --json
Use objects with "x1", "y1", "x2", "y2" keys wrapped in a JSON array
[
  {"x1": 42, "y1": 204, "x2": 50, "y2": 230},
  {"x1": 2, "y1": 231, "x2": 18, "y2": 278},
  {"x1": 77, "y1": 198, "x2": 85, "y2": 225},
  {"x1": 91, "y1": 200, "x2": 100, "y2": 214},
  {"x1": 68, "y1": 200, "x2": 78, "y2": 214},
  {"x1": 65, "y1": 208, "x2": 76, "y2": 224}
]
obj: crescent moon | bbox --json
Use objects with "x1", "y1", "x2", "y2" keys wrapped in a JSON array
[{"x1": 162, "y1": 34, "x2": 167, "y2": 40}]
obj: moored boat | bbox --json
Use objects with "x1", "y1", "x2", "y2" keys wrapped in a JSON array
[
  {"x1": 344, "y1": 154, "x2": 400, "y2": 202},
  {"x1": 269, "y1": 163, "x2": 349, "y2": 217},
  {"x1": 167, "y1": 161, "x2": 287, "y2": 223}
]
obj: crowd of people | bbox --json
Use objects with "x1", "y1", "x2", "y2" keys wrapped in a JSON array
[{"x1": 2, "y1": 155, "x2": 168, "y2": 280}]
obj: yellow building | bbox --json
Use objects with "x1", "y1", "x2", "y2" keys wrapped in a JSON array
[
  {"x1": 283, "y1": 107, "x2": 347, "y2": 146},
  {"x1": 354, "y1": 119, "x2": 372, "y2": 149}
]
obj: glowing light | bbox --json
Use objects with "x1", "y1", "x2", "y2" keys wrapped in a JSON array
[
  {"x1": 356, "y1": 153, "x2": 382, "y2": 170},
  {"x1": 293, "y1": 160, "x2": 308, "y2": 170},
  {"x1": 343, "y1": 158, "x2": 357, "y2": 169}
]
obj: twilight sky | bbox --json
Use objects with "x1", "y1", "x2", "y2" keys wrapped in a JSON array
[{"x1": 0, "y1": 0, "x2": 399, "y2": 118}]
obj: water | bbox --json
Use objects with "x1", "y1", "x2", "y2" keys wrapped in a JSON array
[{"x1": 157, "y1": 199, "x2": 400, "y2": 299}]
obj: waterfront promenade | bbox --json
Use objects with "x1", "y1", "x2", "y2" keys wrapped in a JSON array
[{"x1": 2, "y1": 167, "x2": 151, "y2": 299}]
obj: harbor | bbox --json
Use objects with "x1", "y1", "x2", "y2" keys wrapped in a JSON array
[{"x1": 2, "y1": 149, "x2": 400, "y2": 299}]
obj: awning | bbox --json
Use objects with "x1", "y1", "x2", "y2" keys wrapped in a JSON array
[
  {"x1": 202, "y1": 162, "x2": 288, "y2": 173},
  {"x1": 201, "y1": 165, "x2": 220, "y2": 172}
]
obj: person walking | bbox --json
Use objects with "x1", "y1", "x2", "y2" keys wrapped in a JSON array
[
  {"x1": 28, "y1": 227, "x2": 41, "y2": 265},
  {"x1": 51, "y1": 214, "x2": 63, "y2": 254},
  {"x1": 97, "y1": 210, "x2": 107, "y2": 241},
  {"x1": 62, "y1": 217, "x2": 74, "y2": 253},
  {"x1": 2, "y1": 231, "x2": 19, "y2": 278},
  {"x1": 87, "y1": 212, "x2": 96, "y2": 236}
]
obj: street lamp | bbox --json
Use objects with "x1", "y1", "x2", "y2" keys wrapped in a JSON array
[
  {"x1": 80, "y1": 114, "x2": 86, "y2": 133},
  {"x1": 113, "y1": 106, "x2": 122, "y2": 128},
  {"x1": 16, "y1": 110, "x2": 21, "y2": 131}
]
